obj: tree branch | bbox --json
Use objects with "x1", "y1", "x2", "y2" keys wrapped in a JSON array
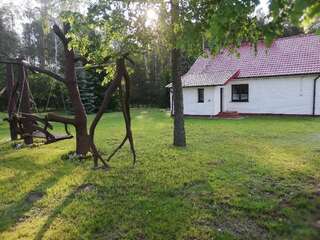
[
  {"x1": 23, "y1": 61, "x2": 65, "y2": 83},
  {"x1": 74, "y1": 55, "x2": 112, "y2": 70},
  {"x1": 74, "y1": 55, "x2": 87, "y2": 63},
  {"x1": 89, "y1": 58, "x2": 124, "y2": 167},
  {"x1": 124, "y1": 55, "x2": 135, "y2": 66},
  {"x1": 53, "y1": 23, "x2": 69, "y2": 46},
  {"x1": 123, "y1": 65, "x2": 136, "y2": 164},
  {"x1": 0, "y1": 59, "x2": 20, "y2": 65},
  {"x1": 106, "y1": 63, "x2": 136, "y2": 163}
]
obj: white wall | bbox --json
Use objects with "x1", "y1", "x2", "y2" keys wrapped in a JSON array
[
  {"x1": 316, "y1": 78, "x2": 320, "y2": 115},
  {"x1": 169, "y1": 74, "x2": 320, "y2": 116},
  {"x1": 169, "y1": 86, "x2": 217, "y2": 116},
  {"x1": 224, "y1": 74, "x2": 319, "y2": 115},
  {"x1": 183, "y1": 86, "x2": 216, "y2": 115},
  {"x1": 213, "y1": 87, "x2": 222, "y2": 115}
]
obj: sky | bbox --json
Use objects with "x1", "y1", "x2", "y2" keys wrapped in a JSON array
[
  {"x1": 0, "y1": 0, "x2": 270, "y2": 34},
  {"x1": 0, "y1": 0, "x2": 270, "y2": 10},
  {"x1": 0, "y1": 0, "x2": 39, "y2": 9}
]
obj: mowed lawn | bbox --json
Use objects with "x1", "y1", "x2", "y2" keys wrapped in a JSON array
[{"x1": 0, "y1": 109, "x2": 320, "y2": 240}]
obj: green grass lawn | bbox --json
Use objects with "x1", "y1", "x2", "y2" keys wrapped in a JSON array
[{"x1": 0, "y1": 109, "x2": 320, "y2": 240}]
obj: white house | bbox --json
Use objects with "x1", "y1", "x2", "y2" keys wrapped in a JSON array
[{"x1": 168, "y1": 34, "x2": 320, "y2": 117}]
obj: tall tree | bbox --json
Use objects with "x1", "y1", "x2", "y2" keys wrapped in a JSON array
[{"x1": 170, "y1": 0, "x2": 186, "y2": 147}]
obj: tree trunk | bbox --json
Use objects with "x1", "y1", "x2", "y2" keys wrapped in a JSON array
[
  {"x1": 6, "y1": 64, "x2": 18, "y2": 140},
  {"x1": 64, "y1": 41, "x2": 90, "y2": 155},
  {"x1": 171, "y1": 0, "x2": 186, "y2": 147}
]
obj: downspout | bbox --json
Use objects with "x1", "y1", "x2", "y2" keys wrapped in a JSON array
[
  {"x1": 170, "y1": 88, "x2": 174, "y2": 116},
  {"x1": 312, "y1": 74, "x2": 320, "y2": 116}
]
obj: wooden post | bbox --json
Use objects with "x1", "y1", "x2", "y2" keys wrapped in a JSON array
[
  {"x1": 17, "y1": 59, "x2": 33, "y2": 144},
  {"x1": 6, "y1": 64, "x2": 18, "y2": 140}
]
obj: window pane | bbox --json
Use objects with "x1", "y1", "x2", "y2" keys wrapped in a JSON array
[
  {"x1": 241, "y1": 94, "x2": 248, "y2": 101},
  {"x1": 232, "y1": 86, "x2": 239, "y2": 94},
  {"x1": 233, "y1": 94, "x2": 240, "y2": 100},
  {"x1": 232, "y1": 84, "x2": 248, "y2": 102},
  {"x1": 198, "y1": 89, "x2": 204, "y2": 103}
]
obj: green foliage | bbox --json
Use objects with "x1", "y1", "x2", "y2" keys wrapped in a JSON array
[
  {"x1": 0, "y1": 7, "x2": 20, "y2": 58},
  {"x1": 0, "y1": 7, "x2": 20, "y2": 111},
  {"x1": 65, "y1": 1, "x2": 152, "y2": 64},
  {"x1": 0, "y1": 110, "x2": 320, "y2": 239},
  {"x1": 28, "y1": 73, "x2": 68, "y2": 112}
]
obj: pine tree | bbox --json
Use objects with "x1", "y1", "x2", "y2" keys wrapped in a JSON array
[{"x1": 76, "y1": 63, "x2": 96, "y2": 114}]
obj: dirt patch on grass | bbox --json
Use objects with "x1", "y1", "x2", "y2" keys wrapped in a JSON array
[
  {"x1": 212, "y1": 217, "x2": 268, "y2": 239},
  {"x1": 76, "y1": 183, "x2": 97, "y2": 193},
  {"x1": 26, "y1": 191, "x2": 45, "y2": 203}
]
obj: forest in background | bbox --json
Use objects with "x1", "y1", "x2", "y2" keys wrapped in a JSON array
[
  {"x1": 0, "y1": 0, "x2": 195, "y2": 113},
  {"x1": 0, "y1": 0, "x2": 315, "y2": 113}
]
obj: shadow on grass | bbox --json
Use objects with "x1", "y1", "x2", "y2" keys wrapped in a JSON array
[
  {"x1": 0, "y1": 154, "x2": 45, "y2": 173},
  {"x1": 34, "y1": 187, "x2": 79, "y2": 240},
  {"x1": 0, "y1": 160, "x2": 73, "y2": 233},
  {"x1": 34, "y1": 183, "x2": 97, "y2": 240},
  {"x1": 166, "y1": 179, "x2": 270, "y2": 239}
]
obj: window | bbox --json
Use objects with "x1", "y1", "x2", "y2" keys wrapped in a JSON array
[
  {"x1": 198, "y1": 88, "x2": 204, "y2": 103},
  {"x1": 232, "y1": 84, "x2": 248, "y2": 102}
]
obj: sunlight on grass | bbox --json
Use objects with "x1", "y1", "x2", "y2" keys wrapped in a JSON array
[{"x1": 0, "y1": 109, "x2": 319, "y2": 239}]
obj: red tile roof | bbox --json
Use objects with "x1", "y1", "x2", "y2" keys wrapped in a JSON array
[{"x1": 189, "y1": 34, "x2": 320, "y2": 79}]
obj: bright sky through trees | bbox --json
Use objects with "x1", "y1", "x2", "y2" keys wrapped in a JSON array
[
  {"x1": 146, "y1": 8, "x2": 158, "y2": 27},
  {"x1": 1, "y1": 0, "x2": 270, "y2": 30}
]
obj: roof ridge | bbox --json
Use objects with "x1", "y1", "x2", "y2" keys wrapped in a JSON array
[
  {"x1": 237, "y1": 33, "x2": 319, "y2": 47},
  {"x1": 272, "y1": 33, "x2": 317, "y2": 41}
]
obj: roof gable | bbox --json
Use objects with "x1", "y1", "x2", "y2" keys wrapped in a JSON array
[{"x1": 166, "y1": 70, "x2": 239, "y2": 88}]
